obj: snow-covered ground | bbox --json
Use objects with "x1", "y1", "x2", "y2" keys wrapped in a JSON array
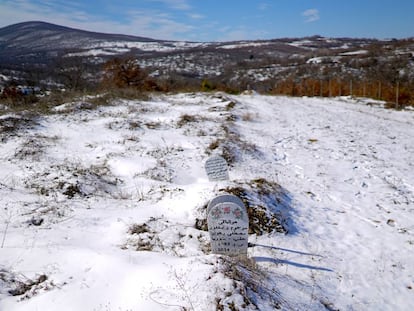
[
  {"x1": 66, "y1": 41, "x2": 211, "y2": 57},
  {"x1": 0, "y1": 93, "x2": 413, "y2": 310}
]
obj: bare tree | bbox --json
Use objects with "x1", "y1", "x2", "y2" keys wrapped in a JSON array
[{"x1": 102, "y1": 57, "x2": 148, "y2": 88}]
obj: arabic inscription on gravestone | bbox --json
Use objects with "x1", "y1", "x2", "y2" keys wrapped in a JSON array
[
  {"x1": 205, "y1": 155, "x2": 229, "y2": 182},
  {"x1": 207, "y1": 201, "x2": 248, "y2": 256}
]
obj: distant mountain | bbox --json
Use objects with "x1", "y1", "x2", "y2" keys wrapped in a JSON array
[
  {"x1": 0, "y1": 21, "x2": 378, "y2": 66},
  {"x1": 0, "y1": 21, "x2": 163, "y2": 64},
  {"x1": 0, "y1": 21, "x2": 157, "y2": 45},
  {"x1": 1, "y1": 21, "x2": 413, "y2": 96}
]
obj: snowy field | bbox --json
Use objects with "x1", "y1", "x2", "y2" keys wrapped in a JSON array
[{"x1": 0, "y1": 93, "x2": 413, "y2": 310}]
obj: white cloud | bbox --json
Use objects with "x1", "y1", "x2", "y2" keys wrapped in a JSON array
[
  {"x1": 258, "y1": 3, "x2": 270, "y2": 11},
  {"x1": 302, "y1": 8, "x2": 320, "y2": 23},
  {"x1": 188, "y1": 13, "x2": 204, "y2": 20},
  {"x1": 125, "y1": 10, "x2": 194, "y2": 39},
  {"x1": 215, "y1": 26, "x2": 268, "y2": 42},
  {"x1": 146, "y1": 0, "x2": 191, "y2": 10}
]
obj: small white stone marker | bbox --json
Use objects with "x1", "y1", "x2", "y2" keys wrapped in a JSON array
[{"x1": 205, "y1": 155, "x2": 229, "y2": 182}]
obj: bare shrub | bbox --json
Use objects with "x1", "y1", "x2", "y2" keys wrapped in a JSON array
[
  {"x1": 177, "y1": 114, "x2": 198, "y2": 128},
  {"x1": 216, "y1": 256, "x2": 283, "y2": 310},
  {"x1": 0, "y1": 113, "x2": 40, "y2": 140},
  {"x1": 0, "y1": 269, "x2": 53, "y2": 299},
  {"x1": 220, "y1": 178, "x2": 292, "y2": 235}
]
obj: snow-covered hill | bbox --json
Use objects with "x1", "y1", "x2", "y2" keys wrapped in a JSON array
[
  {"x1": 1, "y1": 93, "x2": 413, "y2": 310},
  {"x1": 0, "y1": 21, "x2": 158, "y2": 51},
  {"x1": 2, "y1": 21, "x2": 414, "y2": 99}
]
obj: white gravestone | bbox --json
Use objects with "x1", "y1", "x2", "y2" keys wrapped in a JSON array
[
  {"x1": 207, "y1": 201, "x2": 248, "y2": 256},
  {"x1": 205, "y1": 156, "x2": 229, "y2": 181}
]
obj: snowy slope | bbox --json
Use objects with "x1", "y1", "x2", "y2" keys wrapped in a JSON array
[{"x1": 0, "y1": 93, "x2": 413, "y2": 311}]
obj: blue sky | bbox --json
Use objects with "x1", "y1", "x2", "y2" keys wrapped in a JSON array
[{"x1": 1, "y1": 0, "x2": 413, "y2": 41}]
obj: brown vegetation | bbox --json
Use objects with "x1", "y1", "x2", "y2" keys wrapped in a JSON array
[
  {"x1": 270, "y1": 77, "x2": 413, "y2": 107},
  {"x1": 101, "y1": 56, "x2": 161, "y2": 92}
]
